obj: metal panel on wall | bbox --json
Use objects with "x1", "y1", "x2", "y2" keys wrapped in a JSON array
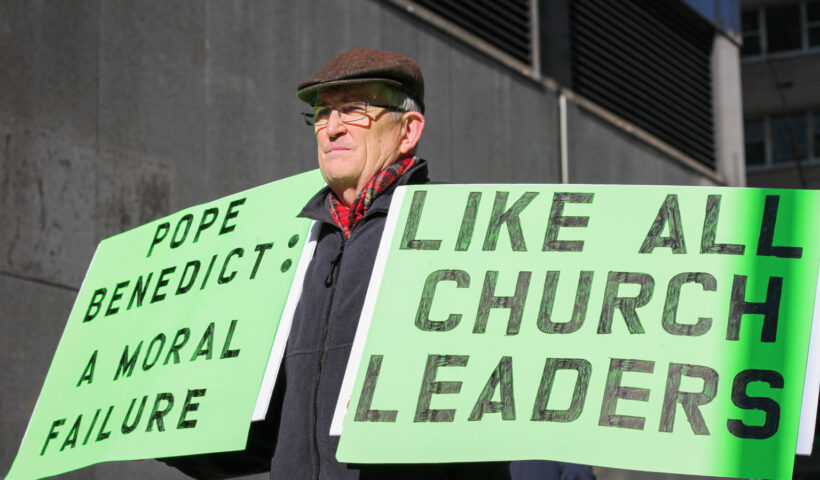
[
  {"x1": 570, "y1": 0, "x2": 716, "y2": 167},
  {"x1": 411, "y1": 0, "x2": 533, "y2": 65}
]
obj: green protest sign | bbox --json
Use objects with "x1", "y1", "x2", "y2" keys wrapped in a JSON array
[
  {"x1": 333, "y1": 184, "x2": 820, "y2": 480},
  {"x1": 5, "y1": 169, "x2": 324, "y2": 480}
]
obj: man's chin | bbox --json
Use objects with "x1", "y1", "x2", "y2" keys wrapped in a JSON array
[
  {"x1": 320, "y1": 155, "x2": 359, "y2": 175},
  {"x1": 321, "y1": 150, "x2": 355, "y2": 166},
  {"x1": 320, "y1": 169, "x2": 359, "y2": 192}
]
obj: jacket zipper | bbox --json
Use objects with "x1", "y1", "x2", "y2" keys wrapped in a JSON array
[
  {"x1": 324, "y1": 241, "x2": 345, "y2": 287},
  {"x1": 313, "y1": 236, "x2": 346, "y2": 479}
]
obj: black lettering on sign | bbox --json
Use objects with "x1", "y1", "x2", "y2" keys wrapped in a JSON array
[
  {"x1": 219, "y1": 198, "x2": 246, "y2": 235},
  {"x1": 128, "y1": 274, "x2": 152, "y2": 310},
  {"x1": 220, "y1": 319, "x2": 241, "y2": 359},
  {"x1": 726, "y1": 275, "x2": 782, "y2": 342},
  {"x1": 537, "y1": 271, "x2": 593, "y2": 334},
  {"x1": 250, "y1": 242, "x2": 274, "y2": 279},
  {"x1": 474, "y1": 271, "x2": 531, "y2": 335},
  {"x1": 757, "y1": 195, "x2": 802, "y2": 259},
  {"x1": 701, "y1": 195, "x2": 745, "y2": 255},
  {"x1": 178, "y1": 389, "x2": 207, "y2": 429},
  {"x1": 415, "y1": 270, "x2": 470, "y2": 332},
  {"x1": 176, "y1": 260, "x2": 201, "y2": 295},
  {"x1": 455, "y1": 192, "x2": 482, "y2": 251},
  {"x1": 96, "y1": 406, "x2": 114, "y2": 442},
  {"x1": 191, "y1": 322, "x2": 215, "y2": 361},
  {"x1": 142, "y1": 333, "x2": 166, "y2": 371},
  {"x1": 531, "y1": 358, "x2": 591, "y2": 422},
  {"x1": 105, "y1": 280, "x2": 130, "y2": 316},
  {"x1": 543, "y1": 193, "x2": 593, "y2": 252},
  {"x1": 354, "y1": 355, "x2": 398, "y2": 422},
  {"x1": 598, "y1": 272, "x2": 654, "y2": 334},
  {"x1": 218, "y1": 248, "x2": 244, "y2": 284},
  {"x1": 147, "y1": 222, "x2": 170, "y2": 258},
  {"x1": 599, "y1": 358, "x2": 655, "y2": 430},
  {"x1": 662, "y1": 273, "x2": 716, "y2": 336},
  {"x1": 170, "y1": 214, "x2": 194, "y2": 248},
  {"x1": 414, "y1": 354, "x2": 469, "y2": 422},
  {"x1": 121, "y1": 395, "x2": 148, "y2": 434},
  {"x1": 483, "y1": 191, "x2": 538, "y2": 252},
  {"x1": 469, "y1": 356, "x2": 515, "y2": 421},
  {"x1": 659, "y1": 363, "x2": 718, "y2": 435},
  {"x1": 83, "y1": 288, "x2": 106, "y2": 322},
  {"x1": 164, "y1": 328, "x2": 191, "y2": 365},
  {"x1": 82, "y1": 408, "x2": 101, "y2": 446},
  {"x1": 40, "y1": 419, "x2": 65, "y2": 455},
  {"x1": 194, "y1": 207, "x2": 219, "y2": 242},
  {"x1": 200, "y1": 255, "x2": 218, "y2": 290},
  {"x1": 60, "y1": 416, "x2": 82, "y2": 451},
  {"x1": 400, "y1": 190, "x2": 442, "y2": 250},
  {"x1": 639, "y1": 194, "x2": 686, "y2": 254},
  {"x1": 114, "y1": 341, "x2": 143, "y2": 381},
  {"x1": 151, "y1": 266, "x2": 176, "y2": 303},
  {"x1": 146, "y1": 392, "x2": 174, "y2": 432},
  {"x1": 727, "y1": 369, "x2": 784, "y2": 439},
  {"x1": 76, "y1": 350, "x2": 98, "y2": 387}
]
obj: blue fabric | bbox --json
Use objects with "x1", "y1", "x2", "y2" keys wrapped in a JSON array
[{"x1": 510, "y1": 461, "x2": 595, "y2": 480}]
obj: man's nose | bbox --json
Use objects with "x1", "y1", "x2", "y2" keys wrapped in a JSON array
[{"x1": 325, "y1": 110, "x2": 347, "y2": 137}]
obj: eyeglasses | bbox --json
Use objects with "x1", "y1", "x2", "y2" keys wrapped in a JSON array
[{"x1": 301, "y1": 101, "x2": 405, "y2": 126}]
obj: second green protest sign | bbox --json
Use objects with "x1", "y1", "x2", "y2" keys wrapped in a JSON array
[{"x1": 334, "y1": 184, "x2": 820, "y2": 480}]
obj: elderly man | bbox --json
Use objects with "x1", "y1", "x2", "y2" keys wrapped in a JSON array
[{"x1": 162, "y1": 49, "x2": 511, "y2": 480}]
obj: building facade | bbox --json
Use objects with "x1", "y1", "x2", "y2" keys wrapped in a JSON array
[{"x1": 742, "y1": 0, "x2": 820, "y2": 188}]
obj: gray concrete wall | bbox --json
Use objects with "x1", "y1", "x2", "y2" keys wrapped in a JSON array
[
  {"x1": 712, "y1": 34, "x2": 747, "y2": 187},
  {"x1": 742, "y1": 51, "x2": 820, "y2": 116},
  {"x1": 748, "y1": 162, "x2": 820, "y2": 189},
  {"x1": 566, "y1": 103, "x2": 715, "y2": 186},
  {"x1": 1, "y1": 1, "x2": 732, "y2": 479}
]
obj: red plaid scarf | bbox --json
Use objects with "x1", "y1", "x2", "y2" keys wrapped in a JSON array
[{"x1": 329, "y1": 156, "x2": 418, "y2": 238}]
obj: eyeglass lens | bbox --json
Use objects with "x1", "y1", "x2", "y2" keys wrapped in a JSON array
[{"x1": 312, "y1": 102, "x2": 369, "y2": 126}]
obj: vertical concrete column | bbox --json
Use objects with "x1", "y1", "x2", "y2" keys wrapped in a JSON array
[{"x1": 711, "y1": 34, "x2": 746, "y2": 187}]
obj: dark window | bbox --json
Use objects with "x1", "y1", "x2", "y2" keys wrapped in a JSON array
[
  {"x1": 771, "y1": 113, "x2": 808, "y2": 163},
  {"x1": 766, "y1": 3, "x2": 802, "y2": 52},
  {"x1": 741, "y1": 9, "x2": 761, "y2": 56},
  {"x1": 744, "y1": 118, "x2": 765, "y2": 165},
  {"x1": 745, "y1": 112, "x2": 819, "y2": 167},
  {"x1": 809, "y1": 0, "x2": 820, "y2": 47},
  {"x1": 813, "y1": 112, "x2": 820, "y2": 158}
]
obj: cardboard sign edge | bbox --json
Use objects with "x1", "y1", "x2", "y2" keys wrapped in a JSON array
[
  {"x1": 252, "y1": 220, "x2": 320, "y2": 420},
  {"x1": 796, "y1": 263, "x2": 820, "y2": 455},
  {"x1": 329, "y1": 186, "x2": 408, "y2": 435}
]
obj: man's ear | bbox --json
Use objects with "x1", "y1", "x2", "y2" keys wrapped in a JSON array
[{"x1": 398, "y1": 112, "x2": 425, "y2": 156}]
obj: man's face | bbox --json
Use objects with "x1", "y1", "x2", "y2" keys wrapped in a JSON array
[{"x1": 314, "y1": 83, "x2": 404, "y2": 201}]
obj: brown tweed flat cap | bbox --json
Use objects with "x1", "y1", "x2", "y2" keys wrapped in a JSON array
[{"x1": 297, "y1": 48, "x2": 424, "y2": 113}]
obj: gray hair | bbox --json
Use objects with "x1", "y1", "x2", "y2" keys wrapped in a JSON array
[
  {"x1": 375, "y1": 83, "x2": 423, "y2": 155},
  {"x1": 381, "y1": 84, "x2": 422, "y2": 120}
]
